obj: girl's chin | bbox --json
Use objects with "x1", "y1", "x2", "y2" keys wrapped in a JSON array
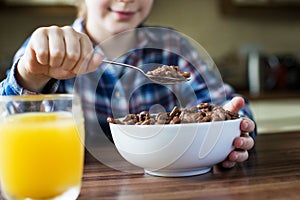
[{"x1": 109, "y1": 23, "x2": 138, "y2": 34}]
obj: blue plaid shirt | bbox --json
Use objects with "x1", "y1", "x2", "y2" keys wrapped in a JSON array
[{"x1": 0, "y1": 18, "x2": 255, "y2": 139}]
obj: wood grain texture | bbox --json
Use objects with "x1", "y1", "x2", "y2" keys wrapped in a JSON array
[{"x1": 78, "y1": 132, "x2": 300, "y2": 200}]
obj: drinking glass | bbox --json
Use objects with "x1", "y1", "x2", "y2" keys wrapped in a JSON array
[{"x1": 0, "y1": 94, "x2": 85, "y2": 200}]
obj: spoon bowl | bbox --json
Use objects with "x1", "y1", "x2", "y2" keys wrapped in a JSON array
[{"x1": 102, "y1": 60, "x2": 190, "y2": 84}]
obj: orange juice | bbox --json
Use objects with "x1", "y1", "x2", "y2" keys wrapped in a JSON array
[{"x1": 0, "y1": 112, "x2": 85, "y2": 199}]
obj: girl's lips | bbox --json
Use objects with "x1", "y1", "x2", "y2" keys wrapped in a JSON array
[{"x1": 110, "y1": 9, "x2": 136, "y2": 20}]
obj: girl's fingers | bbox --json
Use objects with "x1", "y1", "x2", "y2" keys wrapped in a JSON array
[
  {"x1": 29, "y1": 27, "x2": 50, "y2": 66},
  {"x1": 234, "y1": 134, "x2": 255, "y2": 150},
  {"x1": 72, "y1": 34, "x2": 94, "y2": 75},
  {"x1": 60, "y1": 26, "x2": 81, "y2": 71},
  {"x1": 240, "y1": 118, "x2": 256, "y2": 133},
  {"x1": 47, "y1": 26, "x2": 65, "y2": 68},
  {"x1": 223, "y1": 96, "x2": 245, "y2": 113}
]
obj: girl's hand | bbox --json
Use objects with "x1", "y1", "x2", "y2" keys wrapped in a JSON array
[
  {"x1": 221, "y1": 97, "x2": 255, "y2": 168},
  {"x1": 17, "y1": 26, "x2": 102, "y2": 92}
]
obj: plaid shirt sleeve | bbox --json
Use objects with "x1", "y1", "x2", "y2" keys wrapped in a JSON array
[{"x1": 0, "y1": 60, "x2": 60, "y2": 95}]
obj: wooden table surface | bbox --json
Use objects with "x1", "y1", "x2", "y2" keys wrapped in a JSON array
[{"x1": 79, "y1": 131, "x2": 300, "y2": 200}]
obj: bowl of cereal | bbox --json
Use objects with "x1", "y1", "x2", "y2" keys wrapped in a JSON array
[{"x1": 108, "y1": 103, "x2": 242, "y2": 177}]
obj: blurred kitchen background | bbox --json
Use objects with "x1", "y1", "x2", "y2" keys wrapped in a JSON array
[{"x1": 0, "y1": 0, "x2": 299, "y2": 133}]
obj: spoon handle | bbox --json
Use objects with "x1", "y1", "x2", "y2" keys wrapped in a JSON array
[{"x1": 102, "y1": 60, "x2": 145, "y2": 74}]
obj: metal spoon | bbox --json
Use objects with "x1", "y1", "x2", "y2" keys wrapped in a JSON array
[{"x1": 102, "y1": 60, "x2": 190, "y2": 84}]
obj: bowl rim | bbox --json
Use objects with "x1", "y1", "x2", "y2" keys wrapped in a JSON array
[{"x1": 109, "y1": 117, "x2": 242, "y2": 127}]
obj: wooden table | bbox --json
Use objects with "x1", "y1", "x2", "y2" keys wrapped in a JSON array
[{"x1": 79, "y1": 131, "x2": 300, "y2": 200}]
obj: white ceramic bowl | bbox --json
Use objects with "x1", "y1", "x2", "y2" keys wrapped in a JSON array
[{"x1": 109, "y1": 118, "x2": 242, "y2": 177}]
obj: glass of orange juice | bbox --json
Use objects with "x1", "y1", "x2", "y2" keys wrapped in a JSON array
[{"x1": 0, "y1": 94, "x2": 85, "y2": 200}]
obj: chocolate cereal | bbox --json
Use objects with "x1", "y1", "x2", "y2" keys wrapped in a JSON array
[
  {"x1": 146, "y1": 65, "x2": 191, "y2": 80},
  {"x1": 107, "y1": 103, "x2": 239, "y2": 125}
]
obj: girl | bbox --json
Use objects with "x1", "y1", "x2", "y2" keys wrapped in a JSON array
[{"x1": 0, "y1": 0, "x2": 255, "y2": 168}]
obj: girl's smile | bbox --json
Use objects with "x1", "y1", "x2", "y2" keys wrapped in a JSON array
[{"x1": 108, "y1": 8, "x2": 138, "y2": 20}]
